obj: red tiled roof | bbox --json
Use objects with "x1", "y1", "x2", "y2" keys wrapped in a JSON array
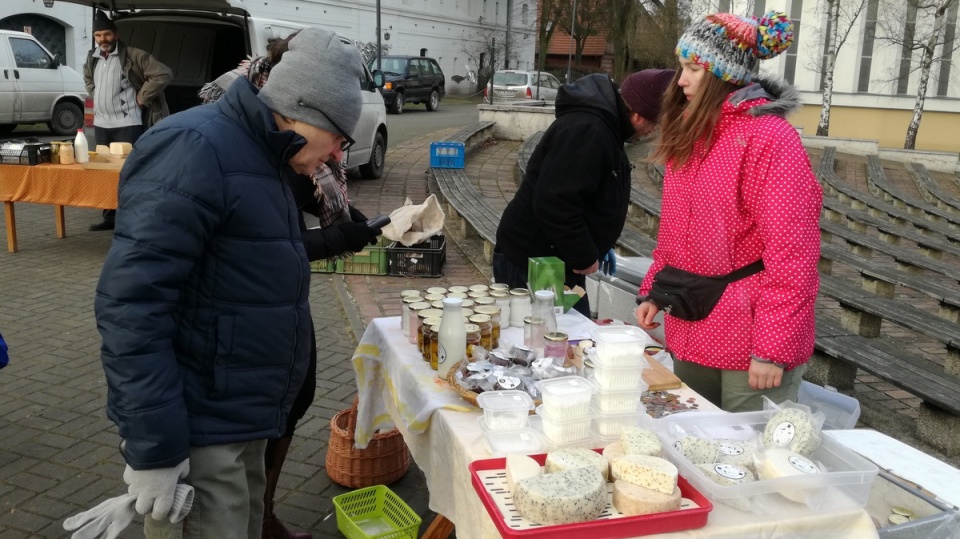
[{"x1": 544, "y1": 30, "x2": 608, "y2": 57}]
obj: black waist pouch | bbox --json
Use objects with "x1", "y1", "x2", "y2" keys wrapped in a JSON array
[{"x1": 649, "y1": 260, "x2": 765, "y2": 321}]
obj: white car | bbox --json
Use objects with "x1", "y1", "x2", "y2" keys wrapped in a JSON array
[
  {"x1": 0, "y1": 29, "x2": 87, "y2": 136},
  {"x1": 484, "y1": 70, "x2": 562, "y2": 103},
  {"x1": 66, "y1": 0, "x2": 388, "y2": 178}
]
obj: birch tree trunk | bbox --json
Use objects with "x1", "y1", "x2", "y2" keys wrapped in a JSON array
[
  {"x1": 817, "y1": 0, "x2": 841, "y2": 136},
  {"x1": 905, "y1": 0, "x2": 952, "y2": 149}
]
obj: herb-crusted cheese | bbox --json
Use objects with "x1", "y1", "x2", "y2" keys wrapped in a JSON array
[
  {"x1": 674, "y1": 436, "x2": 719, "y2": 464},
  {"x1": 762, "y1": 408, "x2": 821, "y2": 456},
  {"x1": 612, "y1": 479, "x2": 682, "y2": 516},
  {"x1": 513, "y1": 467, "x2": 607, "y2": 525},
  {"x1": 545, "y1": 447, "x2": 610, "y2": 480},
  {"x1": 610, "y1": 454, "x2": 678, "y2": 495},
  {"x1": 620, "y1": 426, "x2": 662, "y2": 456},
  {"x1": 716, "y1": 438, "x2": 757, "y2": 471},
  {"x1": 696, "y1": 462, "x2": 757, "y2": 512},
  {"x1": 505, "y1": 453, "x2": 542, "y2": 492}
]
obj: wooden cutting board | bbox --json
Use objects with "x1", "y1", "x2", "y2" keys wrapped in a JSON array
[{"x1": 642, "y1": 353, "x2": 682, "y2": 391}]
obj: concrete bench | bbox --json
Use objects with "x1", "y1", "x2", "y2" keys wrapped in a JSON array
[
  {"x1": 514, "y1": 130, "x2": 543, "y2": 182},
  {"x1": 865, "y1": 155, "x2": 960, "y2": 231},
  {"x1": 429, "y1": 121, "x2": 499, "y2": 261},
  {"x1": 906, "y1": 162, "x2": 960, "y2": 216}
]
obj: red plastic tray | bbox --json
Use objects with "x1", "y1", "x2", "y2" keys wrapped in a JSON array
[{"x1": 469, "y1": 451, "x2": 712, "y2": 539}]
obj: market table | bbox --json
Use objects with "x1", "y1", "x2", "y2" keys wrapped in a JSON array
[
  {"x1": 351, "y1": 315, "x2": 879, "y2": 539},
  {"x1": 0, "y1": 163, "x2": 119, "y2": 252}
]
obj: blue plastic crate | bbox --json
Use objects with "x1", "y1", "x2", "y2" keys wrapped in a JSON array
[{"x1": 429, "y1": 141, "x2": 465, "y2": 169}]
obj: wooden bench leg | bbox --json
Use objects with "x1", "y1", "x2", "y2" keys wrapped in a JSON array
[
  {"x1": 422, "y1": 513, "x2": 455, "y2": 539},
  {"x1": 918, "y1": 403, "x2": 960, "y2": 457},
  {"x1": 482, "y1": 240, "x2": 495, "y2": 264},
  {"x1": 4, "y1": 201, "x2": 17, "y2": 253},
  {"x1": 56, "y1": 205, "x2": 66, "y2": 238},
  {"x1": 805, "y1": 352, "x2": 858, "y2": 390},
  {"x1": 940, "y1": 304, "x2": 960, "y2": 324},
  {"x1": 945, "y1": 346, "x2": 960, "y2": 377}
]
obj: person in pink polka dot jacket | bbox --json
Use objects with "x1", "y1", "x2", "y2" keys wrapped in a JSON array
[{"x1": 636, "y1": 11, "x2": 822, "y2": 412}]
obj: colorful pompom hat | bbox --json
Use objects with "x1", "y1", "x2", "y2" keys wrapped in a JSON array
[{"x1": 675, "y1": 11, "x2": 794, "y2": 86}]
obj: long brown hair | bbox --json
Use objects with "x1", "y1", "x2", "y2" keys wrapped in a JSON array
[{"x1": 649, "y1": 69, "x2": 740, "y2": 169}]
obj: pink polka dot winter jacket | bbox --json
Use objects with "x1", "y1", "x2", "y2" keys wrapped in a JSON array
[{"x1": 640, "y1": 77, "x2": 822, "y2": 371}]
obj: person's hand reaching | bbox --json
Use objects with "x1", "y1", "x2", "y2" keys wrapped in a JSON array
[{"x1": 338, "y1": 221, "x2": 381, "y2": 252}]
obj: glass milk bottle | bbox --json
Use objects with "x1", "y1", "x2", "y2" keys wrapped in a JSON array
[{"x1": 436, "y1": 297, "x2": 466, "y2": 378}]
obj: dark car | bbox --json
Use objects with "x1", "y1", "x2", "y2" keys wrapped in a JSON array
[{"x1": 368, "y1": 55, "x2": 445, "y2": 114}]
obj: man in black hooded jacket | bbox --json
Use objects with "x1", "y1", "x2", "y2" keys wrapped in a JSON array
[{"x1": 493, "y1": 71, "x2": 671, "y2": 316}]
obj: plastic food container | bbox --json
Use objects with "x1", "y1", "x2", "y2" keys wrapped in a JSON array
[
  {"x1": 592, "y1": 383, "x2": 645, "y2": 413},
  {"x1": 535, "y1": 404, "x2": 594, "y2": 445},
  {"x1": 590, "y1": 325, "x2": 650, "y2": 366},
  {"x1": 651, "y1": 411, "x2": 879, "y2": 515},
  {"x1": 588, "y1": 350, "x2": 647, "y2": 391},
  {"x1": 477, "y1": 390, "x2": 535, "y2": 430},
  {"x1": 797, "y1": 381, "x2": 861, "y2": 430},
  {"x1": 592, "y1": 407, "x2": 644, "y2": 437},
  {"x1": 482, "y1": 426, "x2": 545, "y2": 456},
  {"x1": 536, "y1": 376, "x2": 598, "y2": 417}
]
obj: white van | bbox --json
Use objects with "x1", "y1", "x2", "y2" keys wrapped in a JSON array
[
  {"x1": 0, "y1": 29, "x2": 88, "y2": 136},
  {"x1": 63, "y1": 0, "x2": 389, "y2": 178}
]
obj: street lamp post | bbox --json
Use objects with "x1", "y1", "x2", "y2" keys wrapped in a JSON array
[
  {"x1": 376, "y1": 0, "x2": 382, "y2": 71},
  {"x1": 565, "y1": 0, "x2": 577, "y2": 83}
]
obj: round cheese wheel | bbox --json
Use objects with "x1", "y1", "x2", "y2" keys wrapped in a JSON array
[
  {"x1": 613, "y1": 479, "x2": 682, "y2": 516},
  {"x1": 758, "y1": 447, "x2": 823, "y2": 503},
  {"x1": 762, "y1": 408, "x2": 821, "y2": 456},
  {"x1": 513, "y1": 467, "x2": 607, "y2": 525}
]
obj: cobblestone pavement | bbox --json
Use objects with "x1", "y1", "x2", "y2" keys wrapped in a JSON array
[{"x1": 2, "y1": 126, "x2": 958, "y2": 538}]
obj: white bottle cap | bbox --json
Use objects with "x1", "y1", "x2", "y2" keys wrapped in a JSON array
[{"x1": 534, "y1": 289, "x2": 555, "y2": 299}]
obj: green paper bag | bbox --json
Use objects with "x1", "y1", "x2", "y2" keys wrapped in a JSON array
[{"x1": 527, "y1": 256, "x2": 566, "y2": 309}]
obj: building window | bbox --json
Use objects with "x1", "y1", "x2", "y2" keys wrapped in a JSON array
[
  {"x1": 858, "y1": 0, "x2": 879, "y2": 92},
  {"x1": 522, "y1": 3, "x2": 529, "y2": 26},
  {"x1": 896, "y1": 2, "x2": 919, "y2": 95},
  {"x1": 937, "y1": 1, "x2": 959, "y2": 96},
  {"x1": 784, "y1": 0, "x2": 803, "y2": 84}
]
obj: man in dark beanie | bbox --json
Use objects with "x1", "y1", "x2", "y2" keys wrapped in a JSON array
[
  {"x1": 83, "y1": 10, "x2": 171, "y2": 231},
  {"x1": 88, "y1": 27, "x2": 367, "y2": 537},
  {"x1": 493, "y1": 70, "x2": 672, "y2": 316},
  {"x1": 620, "y1": 68, "x2": 675, "y2": 137}
]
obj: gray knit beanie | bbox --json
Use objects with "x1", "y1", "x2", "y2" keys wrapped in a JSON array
[{"x1": 259, "y1": 27, "x2": 363, "y2": 137}]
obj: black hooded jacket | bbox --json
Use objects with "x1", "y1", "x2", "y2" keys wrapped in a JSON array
[{"x1": 495, "y1": 73, "x2": 635, "y2": 278}]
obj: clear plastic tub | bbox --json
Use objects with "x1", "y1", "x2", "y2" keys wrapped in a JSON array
[
  {"x1": 797, "y1": 381, "x2": 861, "y2": 430},
  {"x1": 482, "y1": 426, "x2": 545, "y2": 456},
  {"x1": 592, "y1": 382, "x2": 645, "y2": 413},
  {"x1": 535, "y1": 404, "x2": 595, "y2": 445},
  {"x1": 535, "y1": 376, "x2": 598, "y2": 417},
  {"x1": 476, "y1": 390, "x2": 535, "y2": 430},
  {"x1": 588, "y1": 350, "x2": 647, "y2": 391},
  {"x1": 650, "y1": 411, "x2": 879, "y2": 515},
  {"x1": 590, "y1": 325, "x2": 650, "y2": 366},
  {"x1": 591, "y1": 407, "x2": 644, "y2": 437}
]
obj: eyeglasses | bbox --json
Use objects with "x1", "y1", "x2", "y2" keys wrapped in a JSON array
[{"x1": 298, "y1": 100, "x2": 355, "y2": 152}]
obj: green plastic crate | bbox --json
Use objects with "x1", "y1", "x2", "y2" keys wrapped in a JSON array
[
  {"x1": 336, "y1": 237, "x2": 389, "y2": 275},
  {"x1": 333, "y1": 485, "x2": 421, "y2": 539},
  {"x1": 310, "y1": 258, "x2": 337, "y2": 273}
]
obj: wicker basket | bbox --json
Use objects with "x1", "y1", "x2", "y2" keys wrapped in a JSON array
[
  {"x1": 326, "y1": 397, "x2": 411, "y2": 488},
  {"x1": 446, "y1": 361, "x2": 540, "y2": 410}
]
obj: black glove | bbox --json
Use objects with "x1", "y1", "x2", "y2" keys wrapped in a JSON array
[
  {"x1": 348, "y1": 205, "x2": 368, "y2": 223},
  {"x1": 338, "y1": 221, "x2": 381, "y2": 252}
]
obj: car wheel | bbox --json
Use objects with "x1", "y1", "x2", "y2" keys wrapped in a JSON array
[
  {"x1": 0, "y1": 124, "x2": 17, "y2": 135},
  {"x1": 48, "y1": 101, "x2": 83, "y2": 136},
  {"x1": 392, "y1": 92, "x2": 404, "y2": 114},
  {"x1": 359, "y1": 131, "x2": 386, "y2": 179},
  {"x1": 426, "y1": 89, "x2": 441, "y2": 112}
]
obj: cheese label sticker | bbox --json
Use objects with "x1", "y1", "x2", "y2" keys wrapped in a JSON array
[
  {"x1": 712, "y1": 463, "x2": 747, "y2": 480},
  {"x1": 674, "y1": 441, "x2": 683, "y2": 452},
  {"x1": 772, "y1": 421, "x2": 797, "y2": 446},
  {"x1": 788, "y1": 455, "x2": 820, "y2": 475},
  {"x1": 718, "y1": 442, "x2": 744, "y2": 456}
]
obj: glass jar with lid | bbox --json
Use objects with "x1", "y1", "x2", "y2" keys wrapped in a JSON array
[
  {"x1": 473, "y1": 305, "x2": 501, "y2": 349},
  {"x1": 401, "y1": 296, "x2": 422, "y2": 334},
  {"x1": 489, "y1": 290, "x2": 511, "y2": 328},
  {"x1": 421, "y1": 317, "x2": 442, "y2": 362},
  {"x1": 464, "y1": 323, "x2": 482, "y2": 360},
  {"x1": 407, "y1": 302, "x2": 430, "y2": 344},
  {"x1": 509, "y1": 288, "x2": 531, "y2": 328},
  {"x1": 543, "y1": 331, "x2": 569, "y2": 359},
  {"x1": 468, "y1": 314, "x2": 493, "y2": 351}
]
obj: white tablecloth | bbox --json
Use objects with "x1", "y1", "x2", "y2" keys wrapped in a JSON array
[{"x1": 351, "y1": 316, "x2": 879, "y2": 539}]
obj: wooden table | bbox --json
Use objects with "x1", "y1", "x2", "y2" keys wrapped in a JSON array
[
  {"x1": 0, "y1": 163, "x2": 119, "y2": 252},
  {"x1": 352, "y1": 317, "x2": 879, "y2": 539}
]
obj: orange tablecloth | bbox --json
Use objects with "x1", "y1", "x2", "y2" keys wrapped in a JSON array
[
  {"x1": 1, "y1": 163, "x2": 119, "y2": 252},
  {"x1": 0, "y1": 163, "x2": 119, "y2": 209}
]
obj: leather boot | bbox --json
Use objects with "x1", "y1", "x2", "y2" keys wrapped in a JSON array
[{"x1": 262, "y1": 436, "x2": 313, "y2": 539}]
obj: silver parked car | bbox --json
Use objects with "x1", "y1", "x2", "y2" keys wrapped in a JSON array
[{"x1": 484, "y1": 70, "x2": 562, "y2": 103}]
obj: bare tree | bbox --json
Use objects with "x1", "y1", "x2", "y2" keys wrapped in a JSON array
[
  {"x1": 875, "y1": 0, "x2": 959, "y2": 149},
  {"x1": 607, "y1": 0, "x2": 639, "y2": 80},
  {"x1": 805, "y1": 0, "x2": 869, "y2": 136},
  {"x1": 537, "y1": 0, "x2": 566, "y2": 73},
  {"x1": 461, "y1": 28, "x2": 518, "y2": 91},
  {"x1": 630, "y1": 0, "x2": 697, "y2": 72},
  {"x1": 558, "y1": 0, "x2": 607, "y2": 65}
]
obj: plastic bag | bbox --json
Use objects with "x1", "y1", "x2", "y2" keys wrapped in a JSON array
[
  {"x1": 761, "y1": 397, "x2": 827, "y2": 456},
  {"x1": 380, "y1": 195, "x2": 445, "y2": 246}
]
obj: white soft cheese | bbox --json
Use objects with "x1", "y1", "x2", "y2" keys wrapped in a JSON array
[
  {"x1": 109, "y1": 142, "x2": 133, "y2": 156},
  {"x1": 545, "y1": 447, "x2": 610, "y2": 480},
  {"x1": 610, "y1": 454, "x2": 678, "y2": 495},
  {"x1": 612, "y1": 479, "x2": 682, "y2": 516},
  {"x1": 513, "y1": 467, "x2": 607, "y2": 525},
  {"x1": 757, "y1": 447, "x2": 823, "y2": 503},
  {"x1": 505, "y1": 453, "x2": 542, "y2": 492},
  {"x1": 620, "y1": 426, "x2": 662, "y2": 456}
]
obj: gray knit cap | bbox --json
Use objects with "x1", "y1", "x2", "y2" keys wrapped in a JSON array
[{"x1": 259, "y1": 27, "x2": 363, "y2": 137}]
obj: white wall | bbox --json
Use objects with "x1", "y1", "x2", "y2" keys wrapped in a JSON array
[{"x1": 0, "y1": 1, "x2": 92, "y2": 69}]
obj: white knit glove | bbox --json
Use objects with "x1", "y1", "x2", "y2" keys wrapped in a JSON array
[
  {"x1": 123, "y1": 459, "x2": 190, "y2": 520},
  {"x1": 63, "y1": 484, "x2": 194, "y2": 538}
]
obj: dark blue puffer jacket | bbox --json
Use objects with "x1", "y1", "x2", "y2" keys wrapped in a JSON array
[{"x1": 94, "y1": 80, "x2": 312, "y2": 470}]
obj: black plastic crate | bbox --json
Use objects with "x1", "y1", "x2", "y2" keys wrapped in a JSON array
[
  {"x1": 0, "y1": 142, "x2": 51, "y2": 166},
  {"x1": 387, "y1": 235, "x2": 446, "y2": 277}
]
